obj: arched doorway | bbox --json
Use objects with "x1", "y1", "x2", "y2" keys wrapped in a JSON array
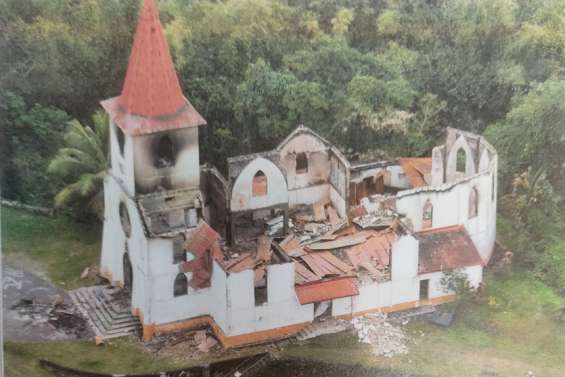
[{"x1": 123, "y1": 251, "x2": 133, "y2": 295}]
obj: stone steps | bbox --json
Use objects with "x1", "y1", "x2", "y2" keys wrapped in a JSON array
[{"x1": 69, "y1": 286, "x2": 141, "y2": 342}]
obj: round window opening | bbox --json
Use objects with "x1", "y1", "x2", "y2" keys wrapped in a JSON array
[{"x1": 119, "y1": 202, "x2": 132, "y2": 238}]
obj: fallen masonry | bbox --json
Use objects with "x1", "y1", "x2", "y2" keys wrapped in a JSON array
[{"x1": 352, "y1": 313, "x2": 408, "y2": 358}]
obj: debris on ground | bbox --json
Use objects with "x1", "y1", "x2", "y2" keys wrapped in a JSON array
[
  {"x1": 10, "y1": 297, "x2": 90, "y2": 338},
  {"x1": 145, "y1": 328, "x2": 220, "y2": 355},
  {"x1": 351, "y1": 313, "x2": 408, "y2": 357}
]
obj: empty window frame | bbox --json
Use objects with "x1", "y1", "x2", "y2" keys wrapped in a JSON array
[
  {"x1": 456, "y1": 148, "x2": 466, "y2": 173},
  {"x1": 419, "y1": 279, "x2": 429, "y2": 301},
  {"x1": 252, "y1": 170, "x2": 268, "y2": 197},
  {"x1": 155, "y1": 135, "x2": 175, "y2": 168},
  {"x1": 469, "y1": 186, "x2": 479, "y2": 218},
  {"x1": 254, "y1": 270, "x2": 268, "y2": 306},
  {"x1": 119, "y1": 202, "x2": 132, "y2": 238},
  {"x1": 116, "y1": 126, "x2": 126, "y2": 156},
  {"x1": 422, "y1": 199, "x2": 433, "y2": 229},
  {"x1": 296, "y1": 152, "x2": 308, "y2": 174},
  {"x1": 174, "y1": 273, "x2": 188, "y2": 297},
  {"x1": 172, "y1": 235, "x2": 186, "y2": 264}
]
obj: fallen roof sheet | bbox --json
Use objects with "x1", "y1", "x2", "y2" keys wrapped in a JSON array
[
  {"x1": 295, "y1": 277, "x2": 359, "y2": 305},
  {"x1": 399, "y1": 158, "x2": 432, "y2": 188},
  {"x1": 417, "y1": 225, "x2": 484, "y2": 274}
]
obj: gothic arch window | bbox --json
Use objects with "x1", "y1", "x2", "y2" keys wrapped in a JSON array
[
  {"x1": 296, "y1": 152, "x2": 308, "y2": 174},
  {"x1": 119, "y1": 202, "x2": 131, "y2": 238},
  {"x1": 155, "y1": 135, "x2": 175, "y2": 168},
  {"x1": 252, "y1": 170, "x2": 268, "y2": 197},
  {"x1": 422, "y1": 199, "x2": 433, "y2": 229},
  {"x1": 456, "y1": 148, "x2": 466, "y2": 173},
  {"x1": 116, "y1": 126, "x2": 125, "y2": 156},
  {"x1": 469, "y1": 187, "x2": 479, "y2": 219},
  {"x1": 174, "y1": 273, "x2": 188, "y2": 297}
]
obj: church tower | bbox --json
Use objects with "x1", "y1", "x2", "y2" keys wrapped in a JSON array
[{"x1": 101, "y1": 0, "x2": 206, "y2": 196}]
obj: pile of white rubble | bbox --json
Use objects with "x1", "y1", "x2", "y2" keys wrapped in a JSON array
[{"x1": 351, "y1": 313, "x2": 408, "y2": 357}]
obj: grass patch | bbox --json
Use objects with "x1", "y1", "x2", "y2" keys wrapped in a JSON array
[
  {"x1": 280, "y1": 273, "x2": 565, "y2": 377},
  {"x1": 4, "y1": 338, "x2": 184, "y2": 377},
  {"x1": 1, "y1": 207, "x2": 101, "y2": 288}
]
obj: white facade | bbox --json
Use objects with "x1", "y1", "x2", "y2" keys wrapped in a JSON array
[{"x1": 100, "y1": 122, "x2": 496, "y2": 346}]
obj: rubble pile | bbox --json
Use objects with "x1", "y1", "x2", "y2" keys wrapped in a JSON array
[
  {"x1": 145, "y1": 328, "x2": 219, "y2": 354},
  {"x1": 351, "y1": 313, "x2": 408, "y2": 357},
  {"x1": 11, "y1": 298, "x2": 90, "y2": 338}
]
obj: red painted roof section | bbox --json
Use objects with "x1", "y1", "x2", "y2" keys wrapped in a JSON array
[
  {"x1": 399, "y1": 158, "x2": 432, "y2": 188},
  {"x1": 101, "y1": 0, "x2": 206, "y2": 135},
  {"x1": 295, "y1": 277, "x2": 359, "y2": 305},
  {"x1": 180, "y1": 222, "x2": 223, "y2": 289},
  {"x1": 416, "y1": 225, "x2": 484, "y2": 274}
]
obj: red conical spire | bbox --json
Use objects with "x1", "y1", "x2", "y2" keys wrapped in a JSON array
[
  {"x1": 101, "y1": 0, "x2": 206, "y2": 136},
  {"x1": 119, "y1": 0, "x2": 184, "y2": 116}
]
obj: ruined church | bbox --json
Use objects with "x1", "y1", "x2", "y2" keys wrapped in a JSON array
[{"x1": 99, "y1": 0, "x2": 497, "y2": 347}]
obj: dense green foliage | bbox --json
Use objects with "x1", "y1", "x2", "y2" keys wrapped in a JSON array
[
  {"x1": 1, "y1": 0, "x2": 564, "y2": 291},
  {"x1": 48, "y1": 111, "x2": 109, "y2": 218}
]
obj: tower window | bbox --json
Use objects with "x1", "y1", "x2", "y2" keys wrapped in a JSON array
[
  {"x1": 469, "y1": 187, "x2": 478, "y2": 218},
  {"x1": 116, "y1": 126, "x2": 125, "y2": 156},
  {"x1": 422, "y1": 199, "x2": 433, "y2": 229},
  {"x1": 456, "y1": 148, "x2": 466, "y2": 173},
  {"x1": 174, "y1": 273, "x2": 188, "y2": 296},
  {"x1": 252, "y1": 170, "x2": 268, "y2": 197},
  {"x1": 119, "y1": 202, "x2": 131, "y2": 238},
  {"x1": 296, "y1": 152, "x2": 308, "y2": 174},
  {"x1": 155, "y1": 135, "x2": 175, "y2": 168}
]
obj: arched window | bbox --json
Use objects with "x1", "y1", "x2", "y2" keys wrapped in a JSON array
[
  {"x1": 155, "y1": 135, "x2": 175, "y2": 168},
  {"x1": 456, "y1": 148, "x2": 466, "y2": 173},
  {"x1": 296, "y1": 152, "x2": 308, "y2": 174},
  {"x1": 172, "y1": 235, "x2": 186, "y2": 264},
  {"x1": 469, "y1": 187, "x2": 478, "y2": 218},
  {"x1": 252, "y1": 170, "x2": 268, "y2": 197},
  {"x1": 116, "y1": 126, "x2": 125, "y2": 156},
  {"x1": 174, "y1": 273, "x2": 188, "y2": 297},
  {"x1": 422, "y1": 200, "x2": 433, "y2": 229},
  {"x1": 119, "y1": 202, "x2": 131, "y2": 238}
]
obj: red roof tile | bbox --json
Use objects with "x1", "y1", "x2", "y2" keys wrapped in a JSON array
[
  {"x1": 399, "y1": 158, "x2": 432, "y2": 188},
  {"x1": 101, "y1": 0, "x2": 206, "y2": 135},
  {"x1": 180, "y1": 222, "x2": 223, "y2": 289},
  {"x1": 417, "y1": 225, "x2": 484, "y2": 274},
  {"x1": 295, "y1": 277, "x2": 359, "y2": 305}
]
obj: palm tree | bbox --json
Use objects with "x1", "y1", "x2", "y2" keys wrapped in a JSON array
[{"x1": 48, "y1": 111, "x2": 109, "y2": 218}]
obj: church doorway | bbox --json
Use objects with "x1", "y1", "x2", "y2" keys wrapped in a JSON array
[{"x1": 123, "y1": 251, "x2": 133, "y2": 296}]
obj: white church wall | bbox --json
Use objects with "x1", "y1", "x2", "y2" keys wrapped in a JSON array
[
  {"x1": 418, "y1": 265, "x2": 483, "y2": 299},
  {"x1": 225, "y1": 263, "x2": 313, "y2": 337},
  {"x1": 230, "y1": 157, "x2": 289, "y2": 212},
  {"x1": 395, "y1": 171, "x2": 496, "y2": 261},
  {"x1": 133, "y1": 127, "x2": 200, "y2": 194},
  {"x1": 109, "y1": 121, "x2": 136, "y2": 196},
  {"x1": 288, "y1": 184, "x2": 330, "y2": 208},
  {"x1": 329, "y1": 185, "x2": 347, "y2": 218}
]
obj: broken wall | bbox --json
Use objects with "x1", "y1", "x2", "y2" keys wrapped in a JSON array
[
  {"x1": 201, "y1": 166, "x2": 228, "y2": 237},
  {"x1": 133, "y1": 127, "x2": 200, "y2": 194},
  {"x1": 279, "y1": 132, "x2": 331, "y2": 191},
  {"x1": 229, "y1": 157, "x2": 289, "y2": 212},
  {"x1": 396, "y1": 170, "x2": 497, "y2": 262},
  {"x1": 224, "y1": 262, "x2": 313, "y2": 337}
]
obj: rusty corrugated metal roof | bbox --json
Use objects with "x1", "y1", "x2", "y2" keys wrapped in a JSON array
[
  {"x1": 101, "y1": 0, "x2": 206, "y2": 135},
  {"x1": 399, "y1": 158, "x2": 432, "y2": 188},
  {"x1": 417, "y1": 225, "x2": 484, "y2": 274},
  {"x1": 295, "y1": 277, "x2": 359, "y2": 305}
]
